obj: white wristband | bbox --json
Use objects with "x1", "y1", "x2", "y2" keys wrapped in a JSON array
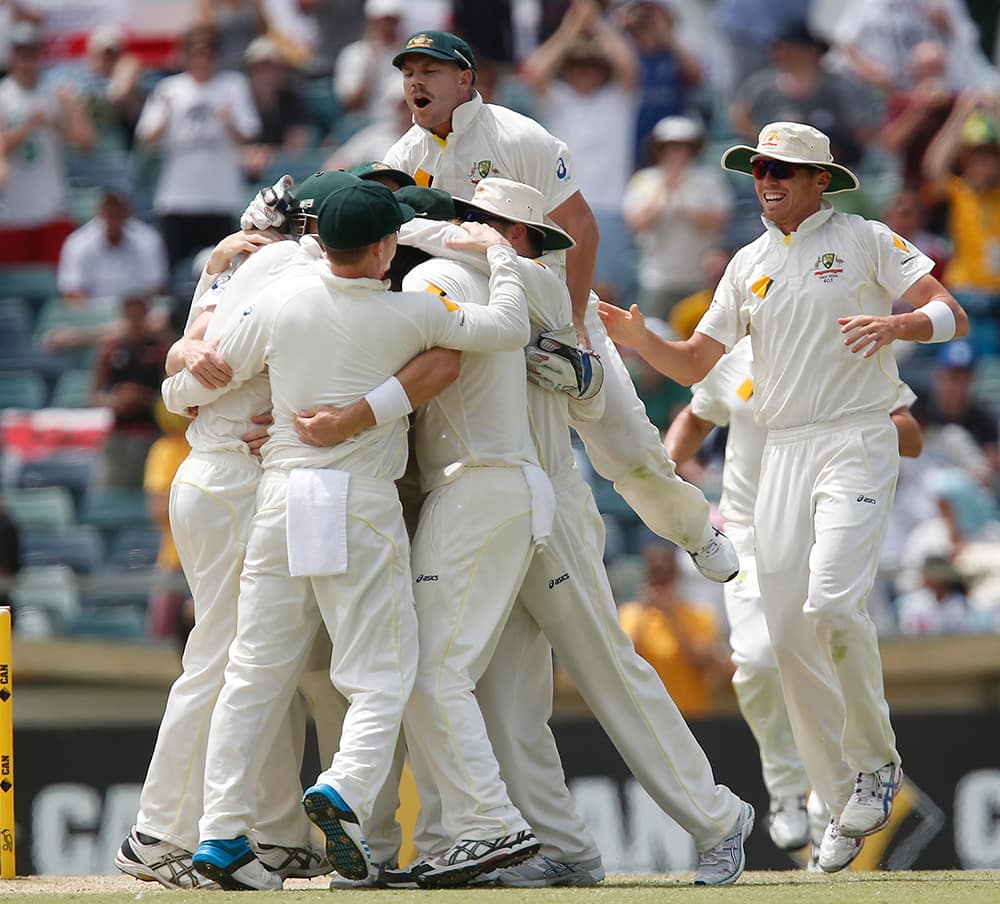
[
  {"x1": 364, "y1": 376, "x2": 412, "y2": 426},
  {"x1": 919, "y1": 298, "x2": 957, "y2": 343}
]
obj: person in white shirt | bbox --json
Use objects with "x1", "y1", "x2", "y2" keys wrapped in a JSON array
[
  {"x1": 333, "y1": 0, "x2": 405, "y2": 125},
  {"x1": 135, "y1": 24, "x2": 259, "y2": 272},
  {"x1": 161, "y1": 180, "x2": 534, "y2": 891},
  {"x1": 381, "y1": 29, "x2": 739, "y2": 584},
  {"x1": 57, "y1": 184, "x2": 168, "y2": 302},
  {"x1": 0, "y1": 21, "x2": 94, "y2": 265},
  {"x1": 665, "y1": 335, "x2": 924, "y2": 867},
  {"x1": 598, "y1": 120, "x2": 968, "y2": 874},
  {"x1": 623, "y1": 115, "x2": 733, "y2": 318}
]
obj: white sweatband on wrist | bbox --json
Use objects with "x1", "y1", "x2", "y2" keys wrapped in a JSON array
[
  {"x1": 919, "y1": 298, "x2": 957, "y2": 343},
  {"x1": 364, "y1": 376, "x2": 412, "y2": 426}
]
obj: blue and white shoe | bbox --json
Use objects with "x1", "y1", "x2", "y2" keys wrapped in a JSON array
[
  {"x1": 693, "y1": 801, "x2": 754, "y2": 886},
  {"x1": 301, "y1": 783, "x2": 373, "y2": 881},
  {"x1": 839, "y1": 763, "x2": 902, "y2": 837},
  {"x1": 192, "y1": 837, "x2": 282, "y2": 890}
]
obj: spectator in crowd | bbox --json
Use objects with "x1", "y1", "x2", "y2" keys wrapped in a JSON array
[
  {"x1": 91, "y1": 295, "x2": 168, "y2": 489},
  {"x1": 616, "y1": 0, "x2": 702, "y2": 169},
  {"x1": 331, "y1": 0, "x2": 402, "y2": 124},
  {"x1": 0, "y1": 21, "x2": 94, "y2": 265},
  {"x1": 241, "y1": 35, "x2": 309, "y2": 183},
  {"x1": 896, "y1": 556, "x2": 983, "y2": 636},
  {"x1": 523, "y1": 0, "x2": 638, "y2": 294},
  {"x1": 135, "y1": 25, "x2": 260, "y2": 274},
  {"x1": 70, "y1": 25, "x2": 146, "y2": 153},
  {"x1": 713, "y1": 0, "x2": 811, "y2": 106},
  {"x1": 667, "y1": 245, "x2": 733, "y2": 343},
  {"x1": 622, "y1": 115, "x2": 732, "y2": 318},
  {"x1": 324, "y1": 80, "x2": 409, "y2": 170},
  {"x1": 260, "y1": 0, "x2": 320, "y2": 70},
  {"x1": 196, "y1": 0, "x2": 264, "y2": 74},
  {"x1": 831, "y1": 0, "x2": 999, "y2": 95},
  {"x1": 143, "y1": 400, "x2": 193, "y2": 648},
  {"x1": 924, "y1": 93, "x2": 1000, "y2": 356},
  {"x1": 878, "y1": 41, "x2": 956, "y2": 190},
  {"x1": 57, "y1": 182, "x2": 169, "y2": 303},
  {"x1": 619, "y1": 539, "x2": 731, "y2": 718},
  {"x1": 898, "y1": 467, "x2": 1000, "y2": 615},
  {"x1": 924, "y1": 340, "x2": 999, "y2": 476},
  {"x1": 731, "y1": 21, "x2": 869, "y2": 168}
]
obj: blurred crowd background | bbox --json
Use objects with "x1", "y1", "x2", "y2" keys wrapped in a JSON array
[{"x1": 1, "y1": 0, "x2": 999, "y2": 715}]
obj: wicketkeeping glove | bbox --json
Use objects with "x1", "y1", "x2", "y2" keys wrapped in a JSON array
[
  {"x1": 240, "y1": 174, "x2": 295, "y2": 231},
  {"x1": 525, "y1": 327, "x2": 604, "y2": 401}
]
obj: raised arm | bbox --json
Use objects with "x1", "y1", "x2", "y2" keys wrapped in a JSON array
[
  {"x1": 663, "y1": 403, "x2": 715, "y2": 467},
  {"x1": 548, "y1": 191, "x2": 600, "y2": 343}
]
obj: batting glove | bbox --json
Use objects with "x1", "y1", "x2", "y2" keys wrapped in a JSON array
[{"x1": 240, "y1": 174, "x2": 295, "y2": 231}]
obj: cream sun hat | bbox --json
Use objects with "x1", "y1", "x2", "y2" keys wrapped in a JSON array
[
  {"x1": 721, "y1": 121, "x2": 859, "y2": 194},
  {"x1": 452, "y1": 178, "x2": 575, "y2": 252}
]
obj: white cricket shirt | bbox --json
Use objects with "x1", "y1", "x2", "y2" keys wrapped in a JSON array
[{"x1": 696, "y1": 202, "x2": 934, "y2": 430}]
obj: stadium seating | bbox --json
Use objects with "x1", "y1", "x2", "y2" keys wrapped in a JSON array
[
  {"x1": 0, "y1": 371, "x2": 47, "y2": 410},
  {"x1": 0, "y1": 265, "x2": 58, "y2": 309},
  {"x1": 21, "y1": 524, "x2": 104, "y2": 573},
  {"x1": 2, "y1": 486, "x2": 75, "y2": 533},
  {"x1": 49, "y1": 369, "x2": 95, "y2": 409},
  {"x1": 17, "y1": 452, "x2": 97, "y2": 510},
  {"x1": 80, "y1": 488, "x2": 150, "y2": 531},
  {"x1": 109, "y1": 526, "x2": 161, "y2": 569},
  {"x1": 10, "y1": 563, "x2": 81, "y2": 634}
]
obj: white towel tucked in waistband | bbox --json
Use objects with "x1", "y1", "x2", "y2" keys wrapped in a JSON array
[
  {"x1": 287, "y1": 468, "x2": 350, "y2": 577},
  {"x1": 522, "y1": 463, "x2": 555, "y2": 550}
]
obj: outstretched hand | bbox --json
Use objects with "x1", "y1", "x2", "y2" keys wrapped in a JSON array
[{"x1": 597, "y1": 300, "x2": 648, "y2": 349}]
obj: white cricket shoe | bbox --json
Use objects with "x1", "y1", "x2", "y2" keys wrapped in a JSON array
[
  {"x1": 817, "y1": 817, "x2": 864, "y2": 873},
  {"x1": 806, "y1": 791, "x2": 831, "y2": 872},
  {"x1": 381, "y1": 855, "x2": 435, "y2": 888},
  {"x1": 768, "y1": 794, "x2": 810, "y2": 851},
  {"x1": 114, "y1": 826, "x2": 219, "y2": 890},
  {"x1": 328, "y1": 860, "x2": 395, "y2": 888},
  {"x1": 192, "y1": 837, "x2": 283, "y2": 890},
  {"x1": 417, "y1": 830, "x2": 540, "y2": 888},
  {"x1": 688, "y1": 527, "x2": 739, "y2": 583},
  {"x1": 693, "y1": 801, "x2": 754, "y2": 886},
  {"x1": 839, "y1": 763, "x2": 902, "y2": 837},
  {"x1": 471, "y1": 853, "x2": 605, "y2": 887},
  {"x1": 254, "y1": 842, "x2": 331, "y2": 879}
]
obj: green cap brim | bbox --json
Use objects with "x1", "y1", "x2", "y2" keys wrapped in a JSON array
[
  {"x1": 350, "y1": 164, "x2": 416, "y2": 188},
  {"x1": 392, "y1": 47, "x2": 467, "y2": 69},
  {"x1": 721, "y1": 146, "x2": 859, "y2": 194}
]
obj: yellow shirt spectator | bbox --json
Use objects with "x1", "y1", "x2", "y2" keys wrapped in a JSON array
[
  {"x1": 942, "y1": 173, "x2": 1000, "y2": 292},
  {"x1": 143, "y1": 403, "x2": 190, "y2": 570}
]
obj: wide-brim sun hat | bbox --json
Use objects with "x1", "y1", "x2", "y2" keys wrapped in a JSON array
[
  {"x1": 451, "y1": 178, "x2": 575, "y2": 252},
  {"x1": 721, "y1": 121, "x2": 859, "y2": 194}
]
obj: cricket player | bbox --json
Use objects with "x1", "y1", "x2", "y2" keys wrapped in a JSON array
[
  {"x1": 159, "y1": 181, "x2": 535, "y2": 890},
  {"x1": 380, "y1": 29, "x2": 739, "y2": 581},
  {"x1": 598, "y1": 121, "x2": 968, "y2": 873},
  {"x1": 664, "y1": 334, "x2": 923, "y2": 868},
  {"x1": 318, "y1": 179, "x2": 755, "y2": 887}
]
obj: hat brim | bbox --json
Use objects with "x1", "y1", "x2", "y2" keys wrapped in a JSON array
[
  {"x1": 721, "y1": 145, "x2": 859, "y2": 194},
  {"x1": 356, "y1": 167, "x2": 416, "y2": 188},
  {"x1": 451, "y1": 198, "x2": 576, "y2": 252},
  {"x1": 392, "y1": 47, "x2": 467, "y2": 69}
]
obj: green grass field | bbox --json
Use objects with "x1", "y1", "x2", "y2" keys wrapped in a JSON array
[{"x1": 3, "y1": 872, "x2": 1000, "y2": 904}]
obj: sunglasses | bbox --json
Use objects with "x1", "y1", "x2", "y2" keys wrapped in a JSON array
[
  {"x1": 464, "y1": 210, "x2": 547, "y2": 242},
  {"x1": 751, "y1": 159, "x2": 818, "y2": 180}
]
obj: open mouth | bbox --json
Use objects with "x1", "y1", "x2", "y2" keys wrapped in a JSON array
[{"x1": 413, "y1": 96, "x2": 431, "y2": 109}]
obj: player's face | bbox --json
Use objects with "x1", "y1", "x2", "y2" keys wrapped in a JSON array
[
  {"x1": 400, "y1": 55, "x2": 473, "y2": 137},
  {"x1": 752, "y1": 158, "x2": 829, "y2": 234}
]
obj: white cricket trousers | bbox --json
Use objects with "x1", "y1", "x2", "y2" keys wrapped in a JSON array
[
  {"x1": 402, "y1": 467, "x2": 536, "y2": 842},
  {"x1": 570, "y1": 301, "x2": 713, "y2": 551},
  {"x1": 755, "y1": 413, "x2": 901, "y2": 816},
  {"x1": 724, "y1": 524, "x2": 808, "y2": 801},
  {"x1": 137, "y1": 451, "x2": 309, "y2": 852},
  {"x1": 440, "y1": 467, "x2": 740, "y2": 853},
  {"x1": 199, "y1": 469, "x2": 419, "y2": 842}
]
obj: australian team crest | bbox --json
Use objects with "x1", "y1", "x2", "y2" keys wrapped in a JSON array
[
  {"x1": 405, "y1": 33, "x2": 434, "y2": 50},
  {"x1": 813, "y1": 251, "x2": 844, "y2": 283},
  {"x1": 469, "y1": 159, "x2": 499, "y2": 185}
]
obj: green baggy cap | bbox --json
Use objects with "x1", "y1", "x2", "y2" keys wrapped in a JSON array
[{"x1": 318, "y1": 181, "x2": 416, "y2": 250}]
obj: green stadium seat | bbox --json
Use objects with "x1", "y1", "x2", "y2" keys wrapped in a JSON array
[
  {"x1": 0, "y1": 370, "x2": 47, "y2": 409},
  {"x1": 80, "y1": 488, "x2": 150, "y2": 530},
  {"x1": 10, "y1": 564, "x2": 81, "y2": 631},
  {"x1": 18, "y1": 453, "x2": 97, "y2": 509},
  {"x1": 2, "y1": 486, "x2": 75, "y2": 532},
  {"x1": 0, "y1": 265, "x2": 58, "y2": 307},
  {"x1": 973, "y1": 358, "x2": 1000, "y2": 408},
  {"x1": 22, "y1": 524, "x2": 104, "y2": 573},
  {"x1": 50, "y1": 369, "x2": 94, "y2": 409}
]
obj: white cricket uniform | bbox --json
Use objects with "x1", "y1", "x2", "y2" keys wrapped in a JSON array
[
  {"x1": 142, "y1": 242, "x2": 311, "y2": 854},
  {"x1": 399, "y1": 255, "x2": 554, "y2": 842},
  {"x1": 165, "y1": 243, "x2": 531, "y2": 842},
  {"x1": 399, "y1": 224, "x2": 743, "y2": 854},
  {"x1": 383, "y1": 92, "x2": 715, "y2": 551},
  {"x1": 696, "y1": 201, "x2": 934, "y2": 814}
]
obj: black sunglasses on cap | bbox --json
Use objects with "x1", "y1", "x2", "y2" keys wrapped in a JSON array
[{"x1": 751, "y1": 159, "x2": 820, "y2": 180}]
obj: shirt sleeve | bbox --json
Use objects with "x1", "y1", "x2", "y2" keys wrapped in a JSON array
[
  {"x1": 868, "y1": 220, "x2": 935, "y2": 299},
  {"x1": 895, "y1": 381, "x2": 918, "y2": 412},
  {"x1": 511, "y1": 117, "x2": 579, "y2": 213},
  {"x1": 693, "y1": 258, "x2": 745, "y2": 352},
  {"x1": 621, "y1": 169, "x2": 661, "y2": 218},
  {"x1": 228, "y1": 74, "x2": 261, "y2": 139},
  {"x1": 398, "y1": 220, "x2": 489, "y2": 272},
  {"x1": 135, "y1": 79, "x2": 170, "y2": 140},
  {"x1": 332, "y1": 43, "x2": 366, "y2": 104},
  {"x1": 690, "y1": 366, "x2": 730, "y2": 428},
  {"x1": 56, "y1": 231, "x2": 86, "y2": 296},
  {"x1": 406, "y1": 246, "x2": 530, "y2": 352}
]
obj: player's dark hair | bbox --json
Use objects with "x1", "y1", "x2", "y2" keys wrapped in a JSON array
[{"x1": 326, "y1": 245, "x2": 370, "y2": 266}]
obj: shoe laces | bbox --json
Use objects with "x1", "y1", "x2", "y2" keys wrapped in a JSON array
[{"x1": 854, "y1": 766, "x2": 890, "y2": 800}]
